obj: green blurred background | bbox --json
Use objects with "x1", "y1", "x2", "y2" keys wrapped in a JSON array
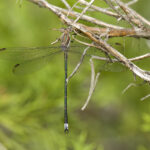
[{"x1": 0, "y1": 0, "x2": 150, "y2": 150}]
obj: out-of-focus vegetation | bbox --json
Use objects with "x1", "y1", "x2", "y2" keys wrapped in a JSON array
[{"x1": 0, "y1": 0, "x2": 150, "y2": 150}]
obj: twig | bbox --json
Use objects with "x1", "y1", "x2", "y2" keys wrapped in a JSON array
[
  {"x1": 67, "y1": 46, "x2": 90, "y2": 83},
  {"x1": 112, "y1": 0, "x2": 150, "y2": 27},
  {"x1": 122, "y1": 83, "x2": 137, "y2": 94},
  {"x1": 61, "y1": 0, "x2": 71, "y2": 10},
  {"x1": 79, "y1": 0, "x2": 120, "y2": 19},
  {"x1": 73, "y1": 0, "x2": 95, "y2": 24},
  {"x1": 81, "y1": 57, "x2": 100, "y2": 111},
  {"x1": 129, "y1": 53, "x2": 150, "y2": 62},
  {"x1": 66, "y1": 0, "x2": 79, "y2": 16},
  {"x1": 74, "y1": 6, "x2": 95, "y2": 12},
  {"x1": 61, "y1": 9, "x2": 124, "y2": 29},
  {"x1": 104, "y1": 0, "x2": 135, "y2": 27},
  {"x1": 85, "y1": 27, "x2": 150, "y2": 39},
  {"x1": 92, "y1": 53, "x2": 150, "y2": 62},
  {"x1": 141, "y1": 94, "x2": 150, "y2": 101},
  {"x1": 114, "y1": 0, "x2": 144, "y2": 29},
  {"x1": 126, "y1": 0, "x2": 138, "y2": 6}
]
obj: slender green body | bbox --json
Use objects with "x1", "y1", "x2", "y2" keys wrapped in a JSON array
[{"x1": 60, "y1": 28, "x2": 71, "y2": 133}]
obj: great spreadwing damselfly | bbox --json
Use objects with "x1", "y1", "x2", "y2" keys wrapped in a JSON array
[{"x1": 0, "y1": 28, "x2": 125, "y2": 133}]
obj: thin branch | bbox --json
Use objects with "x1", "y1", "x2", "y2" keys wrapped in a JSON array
[
  {"x1": 85, "y1": 27, "x2": 150, "y2": 39},
  {"x1": 67, "y1": 46, "x2": 90, "y2": 83},
  {"x1": 141, "y1": 94, "x2": 150, "y2": 101},
  {"x1": 66, "y1": 0, "x2": 79, "y2": 16},
  {"x1": 81, "y1": 57, "x2": 100, "y2": 111},
  {"x1": 74, "y1": 6, "x2": 95, "y2": 12},
  {"x1": 79, "y1": 0, "x2": 120, "y2": 19},
  {"x1": 114, "y1": 0, "x2": 144, "y2": 29},
  {"x1": 61, "y1": 0, "x2": 71, "y2": 10},
  {"x1": 73, "y1": 0, "x2": 95, "y2": 24},
  {"x1": 92, "y1": 53, "x2": 150, "y2": 62},
  {"x1": 28, "y1": 0, "x2": 125, "y2": 29},
  {"x1": 60, "y1": 9, "x2": 124, "y2": 29},
  {"x1": 126, "y1": 0, "x2": 138, "y2": 6},
  {"x1": 112, "y1": 0, "x2": 150, "y2": 27},
  {"x1": 104, "y1": 0, "x2": 135, "y2": 27},
  {"x1": 129, "y1": 53, "x2": 150, "y2": 62},
  {"x1": 122, "y1": 83, "x2": 137, "y2": 94}
]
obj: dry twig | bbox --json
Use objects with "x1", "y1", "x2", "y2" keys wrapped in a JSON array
[
  {"x1": 81, "y1": 57, "x2": 100, "y2": 111},
  {"x1": 141, "y1": 94, "x2": 150, "y2": 101}
]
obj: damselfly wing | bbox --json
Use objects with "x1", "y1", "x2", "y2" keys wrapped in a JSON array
[
  {"x1": 0, "y1": 45, "x2": 126, "y2": 74},
  {"x1": 0, "y1": 45, "x2": 86, "y2": 74}
]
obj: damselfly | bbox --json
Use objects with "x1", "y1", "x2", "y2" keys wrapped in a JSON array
[{"x1": 0, "y1": 29, "x2": 125, "y2": 132}]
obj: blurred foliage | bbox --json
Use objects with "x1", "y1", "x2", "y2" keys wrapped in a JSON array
[{"x1": 0, "y1": 0, "x2": 150, "y2": 150}]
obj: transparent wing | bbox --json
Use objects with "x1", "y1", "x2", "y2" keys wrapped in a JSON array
[
  {"x1": 13, "y1": 51, "x2": 61, "y2": 75},
  {"x1": 0, "y1": 45, "x2": 85, "y2": 75},
  {"x1": 70, "y1": 46, "x2": 126, "y2": 72},
  {"x1": 0, "y1": 44, "x2": 125, "y2": 74},
  {"x1": 69, "y1": 46, "x2": 126, "y2": 72},
  {"x1": 0, "y1": 46, "x2": 62, "y2": 62},
  {"x1": 100, "y1": 61, "x2": 126, "y2": 72},
  {"x1": 13, "y1": 45, "x2": 87, "y2": 75}
]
